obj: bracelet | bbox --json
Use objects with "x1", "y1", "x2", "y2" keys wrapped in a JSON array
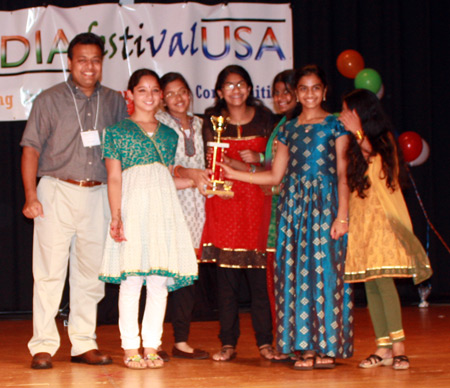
[
  {"x1": 339, "y1": 219, "x2": 349, "y2": 224},
  {"x1": 249, "y1": 164, "x2": 257, "y2": 173},
  {"x1": 271, "y1": 185, "x2": 279, "y2": 195},
  {"x1": 173, "y1": 165, "x2": 182, "y2": 178},
  {"x1": 355, "y1": 129, "x2": 365, "y2": 141},
  {"x1": 259, "y1": 152, "x2": 265, "y2": 164}
]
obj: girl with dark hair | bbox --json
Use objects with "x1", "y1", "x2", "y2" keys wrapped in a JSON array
[
  {"x1": 200, "y1": 65, "x2": 276, "y2": 362},
  {"x1": 219, "y1": 64, "x2": 354, "y2": 369},
  {"x1": 154, "y1": 72, "x2": 209, "y2": 360},
  {"x1": 339, "y1": 88, "x2": 432, "y2": 370},
  {"x1": 263, "y1": 69, "x2": 301, "y2": 324},
  {"x1": 99, "y1": 69, "x2": 198, "y2": 369}
]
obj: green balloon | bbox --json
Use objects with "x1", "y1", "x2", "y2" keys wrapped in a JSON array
[{"x1": 354, "y1": 68, "x2": 382, "y2": 94}]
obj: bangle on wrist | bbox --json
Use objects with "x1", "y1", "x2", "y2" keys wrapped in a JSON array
[
  {"x1": 355, "y1": 129, "x2": 365, "y2": 141},
  {"x1": 249, "y1": 164, "x2": 257, "y2": 173},
  {"x1": 271, "y1": 185, "x2": 278, "y2": 195},
  {"x1": 339, "y1": 219, "x2": 349, "y2": 224},
  {"x1": 173, "y1": 165, "x2": 182, "y2": 178},
  {"x1": 259, "y1": 152, "x2": 265, "y2": 164}
]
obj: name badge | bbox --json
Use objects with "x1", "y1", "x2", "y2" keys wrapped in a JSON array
[{"x1": 81, "y1": 130, "x2": 101, "y2": 147}]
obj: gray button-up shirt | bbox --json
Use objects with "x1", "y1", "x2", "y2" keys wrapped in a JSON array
[{"x1": 20, "y1": 76, "x2": 128, "y2": 183}]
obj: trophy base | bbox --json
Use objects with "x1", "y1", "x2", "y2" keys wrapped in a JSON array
[{"x1": 205, "y1": 188, "x2": 234, "y2": 197}]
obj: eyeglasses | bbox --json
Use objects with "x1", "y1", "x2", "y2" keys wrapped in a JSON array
[
  {"x1": 222, "y1": 81, "x2": 248, "y2": 91},
  {"x1": 165, "y1": 88, "x2": 189, "y2": 100}
]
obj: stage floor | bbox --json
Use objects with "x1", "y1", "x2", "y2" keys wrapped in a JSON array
[{"x1": 1, "y1": 306, "x2": 449, "y2": 388}]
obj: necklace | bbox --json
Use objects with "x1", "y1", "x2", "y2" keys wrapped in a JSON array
[
  {"x1": 297, "y1": 115, "x2": 327, "y2": 133},
  {"x1": 170, "y1": 114, "x2": 196, "y2": 157}
]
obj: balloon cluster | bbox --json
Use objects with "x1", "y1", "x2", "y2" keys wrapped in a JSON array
[
  {"x1": 336, "y1": 49, "x2": 383, "y2": 97},
  {"x1": 337, "y1": 49, "x2": 429, "y2": 167}
]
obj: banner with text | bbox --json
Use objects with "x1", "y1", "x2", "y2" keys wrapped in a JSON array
[{"x1": 0, "y1": 3, "x2": 292, "y2": 121}]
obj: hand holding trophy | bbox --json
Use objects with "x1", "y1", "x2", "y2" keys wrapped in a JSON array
[{"x1": 205, "y1": 115, "x2": 234, "y2": 197}]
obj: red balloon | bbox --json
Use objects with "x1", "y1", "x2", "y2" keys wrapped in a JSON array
[
  {"x1": 336, "y1": 49, "x2": 365, "y2": 79},
  {"x1": 398, "y1": 131, "x2": 423, "y2": 162}
]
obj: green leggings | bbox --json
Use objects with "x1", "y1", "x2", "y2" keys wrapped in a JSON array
[{"x1": 365, "y1": 277, "x2": 405, "y2": 347}]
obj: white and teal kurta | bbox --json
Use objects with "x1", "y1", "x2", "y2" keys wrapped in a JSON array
[{"x1": 99, "y1": 118, "x2": 198, "y2": 291}]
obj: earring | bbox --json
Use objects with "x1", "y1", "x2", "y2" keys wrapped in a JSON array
[{"x1": 323, "y1": 95, "x2": 326, "y2": 102}]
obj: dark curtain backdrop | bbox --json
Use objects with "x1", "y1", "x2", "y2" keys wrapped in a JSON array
[{"x1": 1, "y1": 1, "x2": 449, "y2": 317}]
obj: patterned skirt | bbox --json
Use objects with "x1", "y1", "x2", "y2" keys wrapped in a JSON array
[{"x1": 99, "y1": 163, "x2": 198, "y2": 291}]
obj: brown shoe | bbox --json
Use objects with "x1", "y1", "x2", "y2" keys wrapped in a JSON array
[
  {"x1": 157, "y1": 349, "x2": 170, "y2": 362},
  {"x1": 71, "y1": 349, "x2": 112, "y2": 365},
  {"x1": 31, "y1": 352, "x2": 52, "y2": 369},
  {"x1": 172, "y1": 346, "x2": 209, "y2": 360}
]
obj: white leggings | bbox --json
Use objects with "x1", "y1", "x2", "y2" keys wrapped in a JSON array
[{"x1": 118, "y1": 275, "x2": 168, "y2": 350}]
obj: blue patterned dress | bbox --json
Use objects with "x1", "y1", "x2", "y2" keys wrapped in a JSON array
[
  {"x1": 275, "y1": 115, "x2": 353, "y2": 358},
  {"x1": 99, "y1": 119, "x2": 198, "y2": 291}
]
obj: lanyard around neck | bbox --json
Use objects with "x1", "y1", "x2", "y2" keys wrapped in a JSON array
[{"x1": 66, "y1": 82, "x2": 100, "y2": 132}]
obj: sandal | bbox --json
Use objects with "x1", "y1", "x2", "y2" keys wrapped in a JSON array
[
  {"x1": 293, "y1": 355, "x2": 315, "y2": 370},
  {"x1": 144, "y1": 353, "x2": 164, "y2": 369},
  {"x1": 123, "y1": 354, "x2": 146, "y2": 370},
  {"x1": 359, "y1": 354, "x2": 393, "y2": 369},
  {"x1": 392, "y1": 355, "x2": 410, "y2": 370},
  {"x1": 314, "y1": 353, "x2": 336, "y2": 369},
  {"x1": 259, "y1": 344, "x2": 276, "y2": 361},
  {"x1": 212, "y1": 345, "x2": 236, "y2": 362},
  {"x1": 271, "y1": 353, "x2": 296, "y2": 363}
]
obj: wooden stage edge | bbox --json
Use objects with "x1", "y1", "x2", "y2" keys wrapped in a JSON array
[{"x1": 0, "y1": 306, "x2": 449, "y2": 388}]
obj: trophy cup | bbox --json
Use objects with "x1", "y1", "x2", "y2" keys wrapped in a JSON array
[{"x1": 205, "y1": 115, "x2": 234, "y2": 197}]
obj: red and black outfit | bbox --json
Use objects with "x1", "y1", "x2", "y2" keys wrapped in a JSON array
[{"x1": 200, "y1": 105, "x2": 276, "y2": 348}]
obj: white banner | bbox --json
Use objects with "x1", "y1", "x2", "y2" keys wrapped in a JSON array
[{"x1": 0, "y1": 3, "x2": 292, "y2": 121}]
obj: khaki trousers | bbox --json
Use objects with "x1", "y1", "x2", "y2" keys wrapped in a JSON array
[{"x1": 28, "y1": 176, "x2": 109, "y2": 357}]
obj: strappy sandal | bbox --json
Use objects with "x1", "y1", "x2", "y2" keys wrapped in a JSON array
[
  {"x1": 314, "y1": 353, "x2": 336, "y2": 369},
  {"x1": 392, "y1": 355, "x2": 410, "y2": 370},
  {"x1": 144, "y1": 353, "x2": 164, "y2": 369},
  {"x1": 271, "y1": 353, "x2": 297, "y2": 363},
  {"x1": 293, "y1": 355, "x2": 315, "y2": 370},
  {"x1": 259, "y1": 344, "x2": 276, "y2": 361},
  {"x1": 212, "y1": 345, "x2": 236, "y2": 362},
  {"x1": 359, "y1": 354, "x2": 393, "y2": 369},
  {"x1": 123, "y1": 354, "x2": 146, "y2": 370}
]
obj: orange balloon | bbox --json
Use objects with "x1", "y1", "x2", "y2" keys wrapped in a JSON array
[{"x1": 337, "y1": 50, "x2": 365, "y2": 79}]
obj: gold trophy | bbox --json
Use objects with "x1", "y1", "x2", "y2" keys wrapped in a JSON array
[{"x1": 205, "y1": 115, "x2": 234, "y2": 197}]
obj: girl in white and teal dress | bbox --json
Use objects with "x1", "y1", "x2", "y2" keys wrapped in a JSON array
[
  {"x1": 154, "y1": 72, "x2": 209, "y2": 360},
  {"x1": 99, "y1": 69, "x2": 198, "y2": 370},
  {"x1": 220, "y1": 65, "x2": 353, "y2": 370}
]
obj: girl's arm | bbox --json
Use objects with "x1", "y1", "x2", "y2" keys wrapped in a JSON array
[
  {"x1": 219, "y1": 141, "x2": 289, "y2": 186},
  {"x1": 330, "y1": 135, "x2": 350, "y2": 240},
  {"x1": 105, "y1": 158, "x2": 127, "y2": 242},
  {"x1": 169, "y1": 165, "x2": 195, "y2": 189},
  {"x1": 174, "y1": 166, "x2": 210, "y2": 195},
  {"x1": 339, "y1": 109, "x2": 372, "y2": 156}
]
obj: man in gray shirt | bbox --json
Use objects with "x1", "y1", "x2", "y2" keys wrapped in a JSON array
[{"x1": 21, "y1": 32, "x2": 128, "y2": 369}]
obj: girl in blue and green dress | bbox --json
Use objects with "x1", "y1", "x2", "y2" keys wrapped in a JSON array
[
  {"x1": 220, "y1": 65, "x2": 353, "y2": 370},
  {"x1": 99, "y1": 69, "x2": 198, "y2": 370}
]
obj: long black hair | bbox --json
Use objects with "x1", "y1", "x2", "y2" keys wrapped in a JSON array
[{"x1": 344, "y1": 89, "x2": 406, "y2": 198}]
